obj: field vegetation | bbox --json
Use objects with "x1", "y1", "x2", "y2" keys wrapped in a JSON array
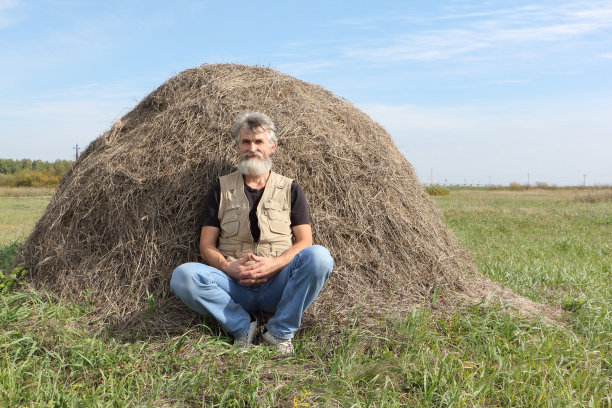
[
  {"x1": 0, "y1": 187, "x2": 51, "y2": 246},
  {"x1": 425, "y1": 185, "x2": 450, "y2": 196},
  {"x1": 0, "y1": 159, "x2": 73, "y2": 187},
  {"x1": 1, "y1": 187, "x2": 610, "y2": 407}
]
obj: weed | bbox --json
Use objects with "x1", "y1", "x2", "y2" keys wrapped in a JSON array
[
  {"x1": 425, "y1": 185, "x2": 450, "y2": 196},
  {"x1": 508, "y1": 182, "x2": 527, "y2": 191},
  {"x1": 0, "y1": 240, "x2": 19, "y2": 273},
  {"x1": 573, "y1": 190, "x2": 612, "y2": 203},
  {"x1": 562, "y1": 296, "x2": 586, "y2": 312},
  {"x1": 0, "y1": 265, "x2": 28, "y2": 293}
]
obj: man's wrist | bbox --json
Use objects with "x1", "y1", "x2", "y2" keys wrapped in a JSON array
[
  {"x1": 222, "y1": 260, "x2": 232, "y2": 274},
  {"x1": 270, "y1": 256, "x2": 285, "y2": 274}
]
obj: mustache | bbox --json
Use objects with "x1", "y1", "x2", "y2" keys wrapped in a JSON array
[
  {"x1": 240, "y1": 152, "x2": 264, "y2": 160},
  {"x1": 237, "y1": 151, "x2": 272, "y2": 176}
]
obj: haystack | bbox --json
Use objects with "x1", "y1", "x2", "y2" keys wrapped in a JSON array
[{"x1": 20, "y1": 63, "x2": 479, "y2": 332}]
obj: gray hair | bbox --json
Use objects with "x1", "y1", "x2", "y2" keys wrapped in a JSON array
[{"x1": 232, "y1": 111, "x2": 277, "y2": 145}]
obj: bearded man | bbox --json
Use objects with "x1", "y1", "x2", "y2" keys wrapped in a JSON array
[{"x1": 170, "y1": 111, "x2": 333, "y2": 354}]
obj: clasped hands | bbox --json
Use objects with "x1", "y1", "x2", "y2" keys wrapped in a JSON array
[{"x1": 225, "y1": 253, "x2": 280, "y2": 286}]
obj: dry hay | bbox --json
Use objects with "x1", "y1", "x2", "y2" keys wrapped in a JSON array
[{"x1": 18, "y1": 64, "x2": 552, "y2": 335}]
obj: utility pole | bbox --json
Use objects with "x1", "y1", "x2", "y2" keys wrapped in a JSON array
[
  {"x1": 527, "y1": 173, "x2": 530, "y2": 187},
  {"x1": 431, "y1": 168, "x2": 434, "y2": 186},
  {"x1": 489, "y1": 176, "x2": 491, "y2": 186},
  {"x1": 74, "y1": 144, "x2": 80, "y2": 161},
  {"x1": 583, "y1": 174, "x2": 586, "y2": 187}
]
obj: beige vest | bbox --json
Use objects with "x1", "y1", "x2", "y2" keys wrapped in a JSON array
[{"x1": 218, "y1": 171, "x2": 294, "y2": 260}]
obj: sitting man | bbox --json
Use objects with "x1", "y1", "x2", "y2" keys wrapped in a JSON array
[{"x1": 171, "y1": 111, "x2": 334, "y2": 354}]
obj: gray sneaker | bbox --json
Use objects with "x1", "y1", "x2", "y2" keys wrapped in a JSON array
[
  {"x1": 262, "y1": 330, "x2": 294, "y2": 355},
  {"x1": 233, "y1": 317, "x2": 257, "y2": 349}
]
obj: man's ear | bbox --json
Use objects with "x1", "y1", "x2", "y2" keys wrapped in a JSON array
[{"x1": 270, "y1": 142, "x2": 277, "y2": 153}]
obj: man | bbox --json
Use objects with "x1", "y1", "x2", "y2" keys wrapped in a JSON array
[{"x1": 171, "y1": 111, "x2": 333, "y2": 354}]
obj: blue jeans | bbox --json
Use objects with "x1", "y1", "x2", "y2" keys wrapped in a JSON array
[{"x1": 170, "y1": 245, "x2": 333, "y2": 340}]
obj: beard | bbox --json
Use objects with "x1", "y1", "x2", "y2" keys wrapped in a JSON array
[{"x1": 237, "y1": 152, "x2": 272, "y2": 176}]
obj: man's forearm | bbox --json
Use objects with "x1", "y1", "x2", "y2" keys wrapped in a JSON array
[
  {"x1": 270, "y1": 239, "x2": 311, "y2": 273},
  {"x1": 200, "y1": 246, "x2": 230, "y2": 273},
  {"x1": 268, "y1": 224, "x2": 313, "y2": 273}
]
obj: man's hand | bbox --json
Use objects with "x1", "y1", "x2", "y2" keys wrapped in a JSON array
[
  {"x1": 236, "y1": 253, "x2": 281, "y2": 286},
  {"x1": 222, "y1": 255, "x2": 251, "y2": 281},
  {"x1": 200, "y1": 224, "x2": 313, "y2": 286}
]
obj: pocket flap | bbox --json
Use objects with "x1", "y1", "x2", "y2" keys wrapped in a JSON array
[{"x1": 222, "y1": 207, "x2": 240, "y2": 222}]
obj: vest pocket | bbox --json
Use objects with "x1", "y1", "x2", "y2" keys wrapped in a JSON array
[
  {"x1": 221, "y1": 207, "x2": 240, "y2": 237},
  {"x1": 265, "y1": 204, "x2": 291, "y2": 234}
]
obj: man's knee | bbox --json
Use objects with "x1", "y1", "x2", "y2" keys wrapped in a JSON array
[
  {"x1": 170, "y1": 262, "x2": 206, "y2": 297},
  {"x1": 300, "y1": 245, "x2": 334, "y2": 279}
]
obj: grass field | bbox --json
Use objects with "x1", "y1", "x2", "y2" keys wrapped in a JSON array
[
  {"x1": 0, "y1": 187, "x2": 52, "y2": 246},
  {"x1": 1, "y1": 188, "x2": 610, "y2": 407}
]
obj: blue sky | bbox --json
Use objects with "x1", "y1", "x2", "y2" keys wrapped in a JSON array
[{"x1": 1, "y1": 0, "x2": 611, "y2": 186}]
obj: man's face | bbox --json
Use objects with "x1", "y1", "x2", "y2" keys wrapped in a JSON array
[{"x1": 236, "y1": 126, "x2": 276, "y2": 176}]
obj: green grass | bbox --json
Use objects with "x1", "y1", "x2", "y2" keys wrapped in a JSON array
[
  {"x1": 1, "y1": 188, "x2": 611, "y2": 407},
  {"x1": 0, "y1": 188, "x2": 51, "y2": 246},
  {"x1": 434, "y1": 190, "x2": 611, "y2": 334}
]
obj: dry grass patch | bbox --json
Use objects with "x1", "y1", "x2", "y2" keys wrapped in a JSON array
[
  {"x1": 572, "y1": 189, "x2": 612, "y2": 203},
  {"x1": 0, "y1": 186, "x2": 55, "y2": 197}
]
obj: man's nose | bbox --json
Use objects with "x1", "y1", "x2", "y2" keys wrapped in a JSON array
[{"x1": 246, "y1": 143, "x2": 256, "y2": 152}]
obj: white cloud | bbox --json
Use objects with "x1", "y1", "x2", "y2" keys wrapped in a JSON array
[
  {"x1": 0, "y1": 83, "x2": 141, "y2": 160},
  {"x1": 2, "y1": 81, "x2": 140, "y2": 115},
  {"x1": 490, "y1": 22, "x2": 604, "y2": 42},
  {"x1": 341, "y1": 2, "x2": 612, "y2": 63},
  {"x1": 361, "y1": 99, "x2": 612, "y2": 141},
  {"x1": 274, "y1": 61, "x2": 339, "y2": 76},
  {"x1": 569, "y1": 6, "x2": 612, "y2": 23},
  {"x1": 360, "y1": 103, "x2": 479, "y2": 133},
  {"x1": 0, "y1": 0, "x2": 19, "y2": 28},
  {"x1": 484, "y1": 79, "x2": 531, "y2": 85},
  {"x1": 359, "y1": 100, "x2": 612, "y2": 185},
  {"x1": 345, "y1": 30, "x2": 490, "y2": 61},
  {"x1": 0, "y1": 0, "x2": 19, "y2": 10}
]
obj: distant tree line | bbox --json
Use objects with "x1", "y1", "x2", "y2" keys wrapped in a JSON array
[
  {"x1": 0, "y1": 159, "x2": 73, "y2": 175},
  {"x1": 0, "y1": 159, "x2": 74, "y2": 187}
]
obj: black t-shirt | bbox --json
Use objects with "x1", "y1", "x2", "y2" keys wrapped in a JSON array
[{"x1": 200, "y1": 179, "x2": 311, "y2": 243}]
